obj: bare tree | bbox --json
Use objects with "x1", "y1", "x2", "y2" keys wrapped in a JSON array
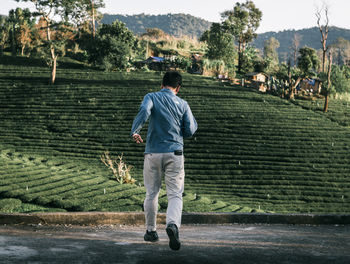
[
  {"x1": 291, "y1": 33, "x2": 302, "y2": 67},
  {"x1": 316, "y1": 4, "x2": 330, "y2": 73}
]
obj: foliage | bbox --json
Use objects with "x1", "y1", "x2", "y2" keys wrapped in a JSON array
[
  {"x1": 202, "y1": 59, "x2": 226, "y2": 76},
  {"x1": 240, "y1": 45, "x2": 260, "y2": 73},
  {"x1": 330, "y1": 37, "x2": 350, "y2": 66},
  {"x1": 320, "y1": 65, "x2": 350, "y2": 95},
  {"x1": 263, "y1": 37, "x2": 280, "y2": 64},
  {"x1": 0, "y1": 16, "x2": 10, "y2": 55},
  {"x1": 221, "y1": 0, "x2": 262, "y2": 72},
  {"x1": 15, "y1": 0, "x2": 88, "y2": 83},
  {"x1": 87, "y1": 20, "x2": 135, "y2": 71},
  {"x1": 200, "y1": 23, "x2": 236, "y2": 69},
  {"x1": 101, "y1": 13, "x2": 212, "y2": 38},
  {"x1": 141, "y1": 28, "x2": 167, "y2": 39},
  {"x1": 253, "y1": 27, "x2": 350, "y2": 63},
  {"x1": 297, "y1": 46, "x2": 320, "y2": 76}
]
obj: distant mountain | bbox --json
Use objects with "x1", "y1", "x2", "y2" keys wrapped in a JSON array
[
  {"x1": 253, "y1": 27, "x2": 350, "y2": 62},
  {"x1": 101, "y1": 13, "x2": 212, "y2": 38}
]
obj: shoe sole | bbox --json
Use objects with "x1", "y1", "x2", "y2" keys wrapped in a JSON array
[
  {"x1": 166, "y1": 226, "x2": 181, "y2": 250},
  {"x1": 143, "y1": 235, "x2": 159, "y2": 243},
  {"x1": 144, "y1": 236, "x2": 159, "y2": 243}
]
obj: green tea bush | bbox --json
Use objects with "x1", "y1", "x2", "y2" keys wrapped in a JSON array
[{"x1": 0, "y1": 198, "x2": 22, "y2": 213}]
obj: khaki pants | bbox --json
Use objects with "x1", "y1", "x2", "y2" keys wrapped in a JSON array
[{"x1": 143, "y1": 153, "x2": 185, "y2": 231}]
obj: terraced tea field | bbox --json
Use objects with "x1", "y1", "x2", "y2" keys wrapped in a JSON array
[{"x1": 0, "y1": 56, "x2": 349, "y2": 213}]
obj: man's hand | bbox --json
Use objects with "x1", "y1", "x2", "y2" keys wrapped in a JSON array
[{"x1": 132, "y1": 133, "x2": 143, "y2": 144}]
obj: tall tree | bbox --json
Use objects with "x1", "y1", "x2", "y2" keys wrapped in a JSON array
[
  {"x1": 12, "y1": 8, "x2": 35, "y2": 56},
  {"x1": 221, "y1": 0, "x2": 262, "y2": 73},
  {"x1": 323, "y1": 50, "x2": 332, "y2": 112},
  {"x1": 200, "y1": 23, "x2": 236, "y2": 68},
  {"x1": 316, "y1": 4, "x2": 330, "y2": 73},
  {"x1": 291, "y1": 33, "x2": 302, "y2": 67},
  {"x1": 66, "y1": 0, "x2": 104, "y2": 38},
  {"x1": 88, "y1": 20, "x2": 136, "y2": 71},
  {"x1": 0, "y1": 16, "x2": 10, "y2": 55},
  {"x1": 332, "y1": 37, "x2": 350, "y2": 66},
  {"x1": 16, "y1": 0, "x2": 80, "y2": 84},
  {"x1": 288, "y1": 46, "x2": 320, "y2": 99},
  {"x1": 8, "y1": 10, "x2": 18, "y2": 55},
  {"x1": 263, "y1": 37, "x2": 280, "y2": 63}
]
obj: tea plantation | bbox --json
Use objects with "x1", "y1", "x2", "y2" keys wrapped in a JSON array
[{"x1": 0, "y1": 55, "x2": 349, "y2": 214}]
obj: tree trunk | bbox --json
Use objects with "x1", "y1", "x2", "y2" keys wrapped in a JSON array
[
  {"x1": 322, "y1": 49, "x2": 326, "y2": 72},
  {"x1": 11, "y1": 24, "x2": 16, "y2": 56},
  {"x1": 91, "y1": 0, "x2": 96, "y2": 39},
  {"x1": 237, "y1": 41, "x2": 243, "y2": 73},
  {"x1": 289, "y1": 77, "x2": 301, "y2": 99},
  {"x1": 21, "y1": 45, "x2": 25, "y2": 56},
  {"x1": 323, "y1": 51, "x2": 332, "y2": 113},
  {"x1": 51, "y1": 55, "x2": 57, "y2": 84},
  {"x1": 323, "y1": 93, "x2": 329, "y2": 112}
]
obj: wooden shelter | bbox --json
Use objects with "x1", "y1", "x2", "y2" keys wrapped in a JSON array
[{"x1": 245, "y1": 72, "x2": 268, "y2": 92}]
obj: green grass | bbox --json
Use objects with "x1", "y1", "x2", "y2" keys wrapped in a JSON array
[{"x1": 0, "y1": 54, "x2": 350, "y2": 213}]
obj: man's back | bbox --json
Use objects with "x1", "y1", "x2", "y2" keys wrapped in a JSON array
[{"x1": 131, "y1": 88, "x2": 197, "y2": 154}]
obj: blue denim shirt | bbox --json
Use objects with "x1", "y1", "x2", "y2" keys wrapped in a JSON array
[{"x1": 131, "y1": 88, "x2": 197, "y2": 153}]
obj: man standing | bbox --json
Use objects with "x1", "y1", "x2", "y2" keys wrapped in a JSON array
[{"x1": 131, "y1": 71, "x2": 197, "y2": 251}]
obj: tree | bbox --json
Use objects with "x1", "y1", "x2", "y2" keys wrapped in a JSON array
[
  {"x1": 16, "y1": 0, "x2": 80, "y2": 84},
  {"x1": 200, "y1": 23, "x2": 236, "y2": 69},
  {"x1": 316, "y1": 4, "x2": 330, "y2": 73},
  {"x1": 263, "y1": 37, "x2": 280, "y2": 64},
  {"x1": 8, "y1": 10, "x2": 18, "y2": 55},
  {"x1": 323, "y1": 50, "x2": 332, "y2": 112},
  {"x1": 66, "y1": 0, "x2": 104, "y2": 39},
  {"x1": 321, "y1": 55, "x2": 350, "y2": 112},
  {"x1": 221, "y1": 0, "x2": 262, "y2": 73},
  {"x1": 11, "y1": 8, "x2": 35, "y2": 56},
  {"x1": 288, "y1": 46, "x2": 320, "y2": 99},
  {"x1": 0, "y1": 16, "x2": 10, "y2": 55},
  {"x1": 88, "y1": 20, "x2": 136, "y2": 71},
  {"x1": 291, "y1": 33, "x2": 302, "y2": 67},
  {"x1": 298, "y1": 47, "x2": 320, "y2": 76},
  {"x1": 331, "y1": 37, "x2": 350, "y2": 66},
  {"x1": 241, "y1": 45, "x2": 259, "y2": 73},
  {"x1": 141, "y1": 28, "x2": 167, "y2": 39}
]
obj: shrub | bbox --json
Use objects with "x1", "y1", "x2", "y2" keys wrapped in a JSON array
[
  {"x1": 101, "y1": 151, "x2": 136, "y2": 184},
  {"x1": 0, "y1": 198, "x2": 22, "y2": 212}
]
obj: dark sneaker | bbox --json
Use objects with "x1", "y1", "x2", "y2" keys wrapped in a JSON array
[
  {"x1": 166, "y1": 224, "x2": 181, "y2": 250},
  {"x1": 144, "y1": 230, "x2": 159, "y2": 242}
]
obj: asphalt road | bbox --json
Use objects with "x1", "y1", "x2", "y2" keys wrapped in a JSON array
[{"x1": 0, "y1": 224, "x2": 349, "y2": 264}]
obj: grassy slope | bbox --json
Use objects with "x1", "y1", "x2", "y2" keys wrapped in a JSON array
[{"x1": 0, "y1": 55, "x2": 349, "y2": 213}]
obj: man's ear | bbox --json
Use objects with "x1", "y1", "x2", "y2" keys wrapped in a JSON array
[{"x1": 176, "y1": 86, "x2": 181, "y2": 93}]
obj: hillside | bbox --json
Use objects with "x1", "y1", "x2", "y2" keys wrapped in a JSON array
[
  {"x1": 100, "y1": 13, "x2": 350, "y2": 60},
  {"x1": 253, "y1": 26, "x2": 350, "y2": 61},
  {"x1": 101, "y1": 13, "x2": 212, "y2": 38},
  {"x1": 0, "y1": 55, "x2": 350, "y2": 214}
]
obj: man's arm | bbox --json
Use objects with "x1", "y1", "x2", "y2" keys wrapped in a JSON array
[
  {"x1": 182, "y1": 102, "x2": 197, "y2": 138},
  {"x1": 130, "y1": 94, "x2": 153, "y2": 143}
]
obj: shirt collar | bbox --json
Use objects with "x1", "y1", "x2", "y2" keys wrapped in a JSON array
[{"x1": 161, "y1": 88, "x2": 176, "y2": 95}]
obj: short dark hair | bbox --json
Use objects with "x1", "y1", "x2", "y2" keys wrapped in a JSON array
[{"x1": 162, "y1": 71, "x2": 182, "y2": 88}]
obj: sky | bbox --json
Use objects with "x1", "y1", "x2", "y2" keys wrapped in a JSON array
[{"x1": 1, "y1": 0, "x2": 349, "y2": 33}]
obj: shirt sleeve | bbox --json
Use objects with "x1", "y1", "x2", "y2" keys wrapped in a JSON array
[
  {"x1": 130, "y1": 94, "x2": 153, "y2": 136},
  {"x1": 182, "y1": 102, "x2": 198, "y2": 138}
]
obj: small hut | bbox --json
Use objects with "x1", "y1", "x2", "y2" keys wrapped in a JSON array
[
  {"x1": 299, "y1": 78, "x2": 323, "y2": 94},
  {"x1": 245, "y1": 72, "x2": 268, "y2": 92}
]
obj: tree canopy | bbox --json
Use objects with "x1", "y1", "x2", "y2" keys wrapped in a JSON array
[
  {"x1": 221, "y1": 0, "x2": 262, "y2": 73},
  {"x1": 297, "y1": 46, "x2": 320, "y2": 76}
]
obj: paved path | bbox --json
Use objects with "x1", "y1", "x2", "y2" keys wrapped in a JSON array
[{"x1": 0, "y1": 224, "x2": 349, "y2": 264}]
